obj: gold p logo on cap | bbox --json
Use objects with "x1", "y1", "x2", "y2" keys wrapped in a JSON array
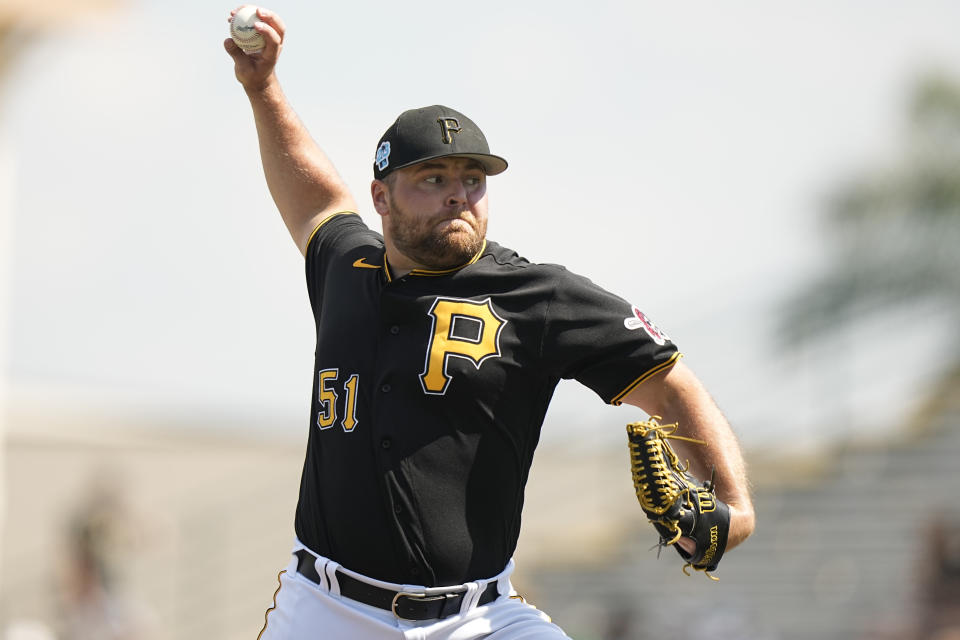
[{"x1": 437, "y1": 117, "x2": 462, "y2": 144}]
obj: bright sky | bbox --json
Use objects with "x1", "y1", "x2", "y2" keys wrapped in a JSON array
[{"x1": 4, "y1": 0, "x2": 960, "y2": 449}]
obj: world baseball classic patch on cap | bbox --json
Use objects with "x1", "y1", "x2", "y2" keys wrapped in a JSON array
[
  {"x1": 373, "y1": 105, "x2": 508, "y2": 179},
  {"x1": 624, "y1": 305, "x2": 671, "y2": 346},
  {"x1": 375, "y1": 141, "x2": 391, "y2": 172}
]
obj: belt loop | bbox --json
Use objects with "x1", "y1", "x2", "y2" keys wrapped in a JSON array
[
  {"x1": 324, "y1": 560, "x2": 342, "y2": 597},
  {"x1": 314, "y1": 556, "x2": 328, "y2": 591},
  {"x1": 496, "y1": 575, "x2": 510, "y2": 599},
  {"x1": 496, "y1": 559, "x2": 515, "y2": 598},
  {"x1": 458, "y1": 582, "x2": 481, "y2": 615}
]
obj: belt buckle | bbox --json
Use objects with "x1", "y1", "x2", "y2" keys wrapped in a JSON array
[
  {"x1": 391, "y1": 590, "x2": 427, "y2": 621},
  {"x1": 391, "y1": 590, "x2": 461, "y2": 621}
]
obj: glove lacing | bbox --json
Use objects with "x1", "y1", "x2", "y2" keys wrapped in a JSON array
[{"x1": 626, "y1": 416, "x2": 706, "y2": 546}]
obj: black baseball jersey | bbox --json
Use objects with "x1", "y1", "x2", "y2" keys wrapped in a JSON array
[{"x1": 294, "y1": 212, "x2": 679, "y2": 587}]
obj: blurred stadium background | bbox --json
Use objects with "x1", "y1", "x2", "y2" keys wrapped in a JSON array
[{"x1": 2, "y1": 1, "x2": 960, "y2": 639}]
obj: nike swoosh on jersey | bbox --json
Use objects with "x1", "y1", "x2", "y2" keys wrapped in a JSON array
[{"x1": 352, "y1": 257, "x2": 382, "y2": 269}]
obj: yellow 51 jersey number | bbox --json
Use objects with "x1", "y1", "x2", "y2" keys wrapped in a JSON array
[{"x1": 317, "y1": 368, "x2": 359, "y2": 432}]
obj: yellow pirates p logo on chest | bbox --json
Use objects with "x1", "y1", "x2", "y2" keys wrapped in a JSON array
[{"x1": 420, "y1": 297, "x2": 506, "y2": 395}]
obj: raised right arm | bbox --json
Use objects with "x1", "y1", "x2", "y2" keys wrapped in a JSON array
[{"x1": 224, "y1": 6, "x2": 358, "y2": 255}]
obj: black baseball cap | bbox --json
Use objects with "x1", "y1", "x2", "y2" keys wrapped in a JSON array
[{"x1": 373, "y1": 105, "x2": 508, "y2": 180}]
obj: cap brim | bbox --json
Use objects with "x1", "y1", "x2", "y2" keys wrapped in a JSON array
[{"x1": 386, "y1": 152, "x2": 508, "y2": 177}]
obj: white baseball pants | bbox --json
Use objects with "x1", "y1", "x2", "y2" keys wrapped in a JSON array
[{"x1": 257, "y1": 540, "x2": 571, "y2": 639}]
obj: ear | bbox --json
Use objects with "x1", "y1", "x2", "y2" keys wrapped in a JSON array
[{"x1": 371, "y1": 179, "x2": 391, "y2": 217}]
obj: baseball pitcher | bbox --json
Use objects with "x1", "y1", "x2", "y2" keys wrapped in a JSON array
[{"x1": 224, "y1": 7, "x2": 755, "y2": 639}]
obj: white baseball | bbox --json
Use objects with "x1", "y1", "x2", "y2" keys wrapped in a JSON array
[{"x1": 230, "y1": 6, "x2": 265, "y2": 54}]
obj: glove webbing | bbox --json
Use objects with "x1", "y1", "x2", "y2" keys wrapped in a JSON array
[{"x1": 627, "y1": 417, "x2": 706, "y2": 546}]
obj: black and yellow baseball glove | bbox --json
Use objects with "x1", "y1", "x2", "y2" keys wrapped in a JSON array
[{"x1": 626, "y1": 416, "x2": 730, "y2": 580}]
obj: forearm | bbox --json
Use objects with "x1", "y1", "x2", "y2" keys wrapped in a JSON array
[
  {"x1": 624, "y1": 361, "x2": 755, "y2": 549},
  {"x1": 658, "y1": 393, "x2": 754, "y2": 549},
  {"x1": 246, "y1": 76, "x2": 357, "y2": 253}
]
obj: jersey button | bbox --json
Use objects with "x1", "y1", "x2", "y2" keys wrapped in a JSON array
[
  {"x1": 389, "y1": 325, "x2": 400, "y2": 335},
  {"x1": 381, "y1": 383, "x2": 392, "y2": 393},
  {"x1": 394, "y1": 503, "x2": 402, "y2": 514},
  {"x1": 380, "y1": 438, "x2": 392, "y2": 449}
]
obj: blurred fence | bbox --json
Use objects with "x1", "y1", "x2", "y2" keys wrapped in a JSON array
[
  {"x1": 0, "y1": 406, "x2": 302, "y2": 640},
  {"x1": 528, "y1": 385, "x2": 960, "y2": 640},
  {"x1": 2, "y1": 387, "x2": 959, "y2": 640}
]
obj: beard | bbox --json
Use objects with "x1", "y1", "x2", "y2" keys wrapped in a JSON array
[{"x1": 385, "y1": 201, "x2": 487, "y2": 270}]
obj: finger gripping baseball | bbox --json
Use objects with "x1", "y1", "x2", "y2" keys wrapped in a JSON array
[{"x1": 626, "y1": 417, "x2": 730, "y2": 580}]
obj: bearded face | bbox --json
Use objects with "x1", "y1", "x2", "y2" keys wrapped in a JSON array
[
  {"x1": 384, "y1": 196, "x2": 488, "y2": 270},
  {"x1": 376, "y1": 158, "x2": 490, "y2": 272}
]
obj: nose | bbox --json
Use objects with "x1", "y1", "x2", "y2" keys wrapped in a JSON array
[{"x1": 445, "y1": 180, "x2": 468, "y2": 207}]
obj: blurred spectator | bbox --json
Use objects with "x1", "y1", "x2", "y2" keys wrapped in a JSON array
[
  {"x1": 917, "y1": 516, "x2": 960, "y2": 640},
  {"x1": 57, "y1": 472, "x2": 156, "y2": 640},
  {"x1": 601, "y1": 604, "x2": 633, "y2": 640}
]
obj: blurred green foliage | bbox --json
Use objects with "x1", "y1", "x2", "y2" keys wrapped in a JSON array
[{"x1": 781, "y1": 72, "x2": 960, "y2": 348}]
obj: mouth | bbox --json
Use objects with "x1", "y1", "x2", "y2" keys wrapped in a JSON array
[{"x1": 436, "y1": 217, "x2": 473, "y2": 233}]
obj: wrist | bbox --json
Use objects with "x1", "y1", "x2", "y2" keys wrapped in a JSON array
[
  {"x1": 243, "y1": 72, "x2": 281, "y2": 98},
  {"x1": 725, "y1": 503, "x2": 756, "y2": 549}
]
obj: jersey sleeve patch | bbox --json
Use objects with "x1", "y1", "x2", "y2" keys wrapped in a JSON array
[
  {"x1": 623, "y1": 305, "x2": 671, "y2": 346},
  {"x1": 538, "y1": 266, "x2": 680, "y2": 405}
]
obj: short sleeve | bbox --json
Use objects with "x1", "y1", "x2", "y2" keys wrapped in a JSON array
[
  {"x1": 304, "y1": 212, "x2": 381, "y2": 318},
  {"x1": 539, "y1": 267, "x2": 680, "y2": 405}
]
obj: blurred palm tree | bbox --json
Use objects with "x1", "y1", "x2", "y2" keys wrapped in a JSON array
[{"x1": 781, "y1": 72, "x2": 960, "y2": 390}]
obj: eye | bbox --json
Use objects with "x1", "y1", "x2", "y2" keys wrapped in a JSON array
[
  {"x1": 424, "y1": 175, "x2": 443, "y2": 184},
  {"x1": 465, "y1": 176, "x2": 483, "y2": 186}
]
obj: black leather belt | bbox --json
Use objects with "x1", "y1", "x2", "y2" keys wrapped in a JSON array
[{"x1": 294, "y1": 549, "x2": 500, "y2": 621}]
